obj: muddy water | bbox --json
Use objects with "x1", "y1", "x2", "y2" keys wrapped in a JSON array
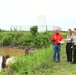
[
  {"x1": 0, "y1": 48, "x2": 36, "y2": 72},
  {"x1": 0, "y1": 48, "x2": 25, "y2": 72},
  {"x1": 0, "y1": 48, "x2": 25, "y2": 57}
]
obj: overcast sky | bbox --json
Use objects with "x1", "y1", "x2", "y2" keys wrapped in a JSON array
[{"x1": 0, "y1": 0, "x2": 76, "y2": 31}]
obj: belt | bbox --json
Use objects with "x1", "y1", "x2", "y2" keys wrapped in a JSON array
[
  {"x1": 67, "y1": 43, "x2": 72, "y2": 44},
  {"x1": 54, "y1": 44, "x2": 60, "y2": 45},
  {"x1": 73, "y1": 43, "x2": 76, "y2": 45}
]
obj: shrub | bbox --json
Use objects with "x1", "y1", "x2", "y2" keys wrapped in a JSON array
[
  {"x1": 30, "y1": 26, "x2": 38, "y2": 36},
  {"x1": 18, "y1": 34, "x2": 32, "y2": 46},
  {"x1": 12, "y1": 32, "x2": 23, "y2": 45},
  {"x1": 0, "y1": 31, "x2": 66, "y2": 48},
  {"x1": 30, "y1": 33, "x2": 51, "y2": 48},
  {"x1": 2, "y1": 35, "x2": 12, "y2": 46}
]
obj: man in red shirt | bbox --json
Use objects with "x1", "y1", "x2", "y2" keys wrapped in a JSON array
[{"x1": 51, "y1": 29, "x2": 63, "y2": 62}]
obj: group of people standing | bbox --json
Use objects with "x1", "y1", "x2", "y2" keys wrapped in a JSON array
[
  {"x1": 66, "y1": 28, "x2": 76, "y2": 64},
  {"x1": 51, "y1": 28, "x2": 76, "y2": 64}
]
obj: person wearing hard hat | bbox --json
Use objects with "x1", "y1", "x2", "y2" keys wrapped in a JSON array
[{"x1": 51, "y1": 29, "x2": 63, "y2": 63}]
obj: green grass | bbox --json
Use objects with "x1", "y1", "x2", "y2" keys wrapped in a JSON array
[
  {"x1": 33, "y1": 44, "x2": 76, "y2": 75},
  {"x1": 1, "y1": 43, "x2": 76, "y2": 75}
]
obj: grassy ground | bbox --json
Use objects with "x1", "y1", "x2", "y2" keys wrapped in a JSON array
[
  {"x1": 0, "y1": 44, "x2": 76, "y2": 75},
  {"x1": 32, "y1": 44, "x2": 76, "y2": 75}
]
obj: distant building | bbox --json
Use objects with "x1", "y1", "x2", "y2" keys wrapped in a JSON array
[{"x1": 37, "y1": 15, "x2": 46, "y2": 32}]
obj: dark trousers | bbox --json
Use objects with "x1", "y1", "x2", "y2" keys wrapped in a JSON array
[
  {"x1": 73, "y1": 45, "x2": 76, "y2": 63},
  {"x1": 66, "y1": 43, "x2": 72, "y2": 62}
]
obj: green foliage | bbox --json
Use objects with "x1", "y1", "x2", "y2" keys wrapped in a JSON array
[
  {"x1": 62, "y1": 33, "x2": 67, "y2": 38},
  {"x1": 30, "y1": 26, "x2": 38, "y2": 36},
  {"x1": 0, "y1": 72, "x2": 7, "y2": 75},
  {"x1": 8, "y1": 47, "x2": 52, "y2": 75},
  {"x1": 2, "y1": 35, "x2": 12, "y2": 46},
  {"x1": 20, "y1": 35, "x2": 33, "y2": 46},
  {"x1": 0, "y1": 31, "x2": 66, "y2": 48},
  {"x1": 31, "y1": 33, "x2": 51, "y2": 48},
  {"x1": 0, "y1": 33, "x2": 3, "y2": 46},
  {"x1": 1, "y1": 43, "x2": 76, "y2": 75},
  {"x1": 9, "y1": 32, "x2": 23, "y2": 46}
]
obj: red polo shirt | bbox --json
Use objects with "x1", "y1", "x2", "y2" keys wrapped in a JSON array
[{"x1": 51, "y1": 33, "x2": 63, "y2": 44}]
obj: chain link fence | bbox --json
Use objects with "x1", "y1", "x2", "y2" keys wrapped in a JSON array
[{"x1": 10, "y1": 25, "x2": 62, "y2": 32}]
